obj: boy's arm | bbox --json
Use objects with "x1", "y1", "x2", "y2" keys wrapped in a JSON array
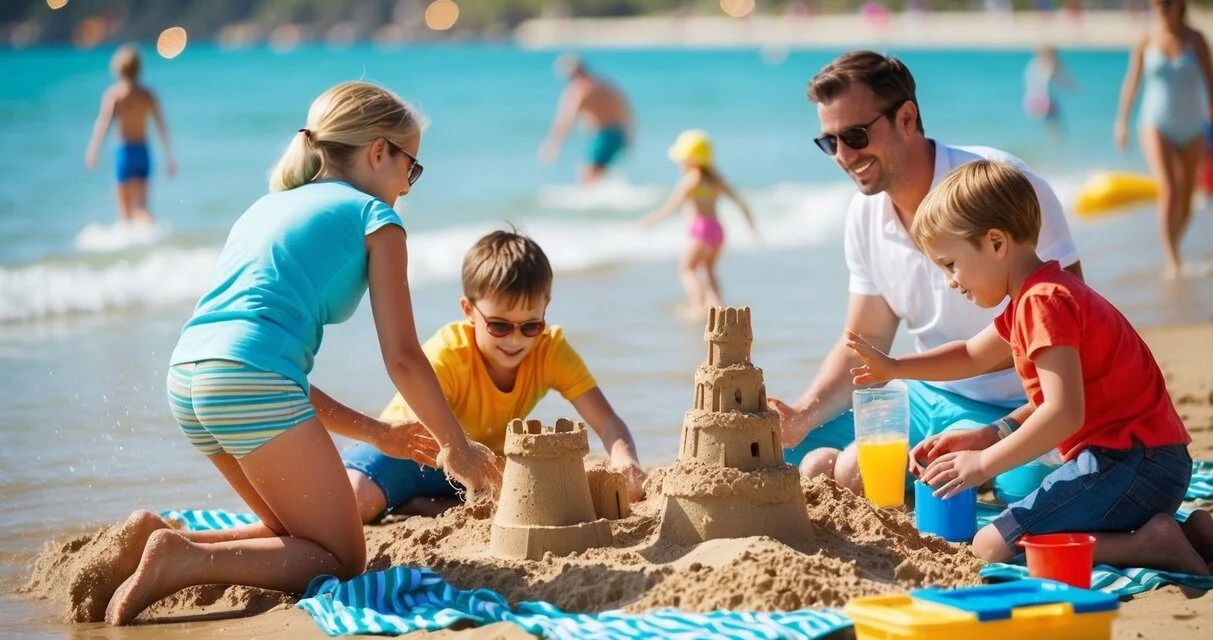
[
  {"x1": 922, "y1": 346, "x2": 1083, "y2": 498},
  {"x1": 85, "y1": 89, "x2": 115, "y2": 170},
  {"x1": 569, "y1": 387, "x2": 645, "y2": 500},
  {"x1": 149, "y1": 91, "x2": 177, "y2": 177},
  {"x1": 848, "y1": 324, "x2": 1011, "y2": 385}
]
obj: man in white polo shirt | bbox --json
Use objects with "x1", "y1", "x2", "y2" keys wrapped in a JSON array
[{"x1": 770, "y1": 51, "x2": 1084, "y2": 497}]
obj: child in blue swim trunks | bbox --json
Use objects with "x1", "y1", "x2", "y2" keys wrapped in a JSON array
[
  {"x1": 849, "y1": 160, "x2": 1213, "y2": 574},
  {"x1": 102, "y1": 82, "x2": 501, "y2": 626},
  {"x1": 85, "y1": 44, "x2": 177, "y2": 225},
  {"x1": 343, "y1": 229, "x2": 645, "y2": 523},
  {"x1": 643, "y1": 130, "x2": 757, "y2": 321}
]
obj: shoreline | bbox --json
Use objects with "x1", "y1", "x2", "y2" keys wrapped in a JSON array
[{"x1": 516, "y1": 10, "x2": 1213, "y2": 50}]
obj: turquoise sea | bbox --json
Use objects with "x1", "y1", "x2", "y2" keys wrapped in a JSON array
[{"x1": 1, "y1": 43, "x2": 1212, "y2": 634}]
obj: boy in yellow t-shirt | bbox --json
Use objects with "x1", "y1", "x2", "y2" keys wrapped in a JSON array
[{"x1": 342, "y1": 230, "x2": 645, "y2": 522}]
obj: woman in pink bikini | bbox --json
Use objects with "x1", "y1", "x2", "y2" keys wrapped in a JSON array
[{"x1": 643, "y1": 129, "x2": 757, "y2": 319}]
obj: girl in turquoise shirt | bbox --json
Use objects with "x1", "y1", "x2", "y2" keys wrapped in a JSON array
[{"x1": 102, "y1": 81, "x2": 501, "y2": 626}]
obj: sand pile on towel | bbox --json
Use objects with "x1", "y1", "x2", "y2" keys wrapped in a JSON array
[{"x1": 23, "y1": 473, "x2": 981, "y2": 623}]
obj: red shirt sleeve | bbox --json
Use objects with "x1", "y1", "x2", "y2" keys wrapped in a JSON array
[{"x1": 1018, "y1": 288, "x2": 1082, "y2": 361}]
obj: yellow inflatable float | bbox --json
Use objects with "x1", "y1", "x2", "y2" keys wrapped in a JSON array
[{"x1": 1074, "y1": 172, "x2": 1158, "y2": 219}]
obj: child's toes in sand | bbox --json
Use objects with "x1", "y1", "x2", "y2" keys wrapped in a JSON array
[
  {"x1": 105, "y1": 528, "x2": 194, "y2": 625},
  {"x1": 69, "y1": 509, "x2": 169, "y2": 622}
]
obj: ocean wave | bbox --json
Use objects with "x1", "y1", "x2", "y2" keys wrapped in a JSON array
[{"x1": 2, "y1": 174, "x2": 1093, "y2": 325}]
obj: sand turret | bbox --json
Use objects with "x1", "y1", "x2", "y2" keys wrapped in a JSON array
[
  {"x1": 490, "y1": 418, "x2": 614, "y2": 560},
  {"x1": 657, "y1": 306, "x2": 810, "y2": 545}
]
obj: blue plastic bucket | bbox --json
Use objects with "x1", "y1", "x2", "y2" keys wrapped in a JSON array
[
  {"x1": 992, "y1": 458, "x2": 1057, "y2": 505},
  {"x1": 914, "y1": 480, "x2": 977, "y2": 542}
]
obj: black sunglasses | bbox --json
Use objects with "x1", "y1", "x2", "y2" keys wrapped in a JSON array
[
  {"x1": 384, "y1": 138, "x2": 424, "y2": 185},
  {"x1": 471, "y1": 302, "x2": 546, "y2": 338},
  {"x1": 813, "y1": 100, "x2": 907, "y2": 156}
]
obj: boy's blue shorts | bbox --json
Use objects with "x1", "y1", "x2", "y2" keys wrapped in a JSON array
[
  {"x1": 116, "y1": 143, "x2": 151, "y2": 183},
  {"x1": 992, "y1": 444, "x2": 1191, "y2": 548},
  {"x1": 343, "y1": 442, "x2": 461, "y2": 521}
]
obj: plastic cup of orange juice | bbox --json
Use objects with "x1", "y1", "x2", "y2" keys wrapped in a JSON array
[{"x1": 854, "y1": 386, "x2": 910, "y2": 508}]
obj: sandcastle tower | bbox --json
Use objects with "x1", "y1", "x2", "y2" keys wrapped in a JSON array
[
  {"x1": 657, "y1": 306, "x2": 810, "y2": 545},
  {"x1": 490, "y1": 418, "x2": 617, "y2": 560}
]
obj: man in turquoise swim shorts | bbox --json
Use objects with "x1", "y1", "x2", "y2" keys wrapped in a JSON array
[
  {"x1": 768, "y1": 51, "x2": 1086, "y2": 503},
  {"x1": 539, "y1": 54, "x2": 634, "y2": 184}
]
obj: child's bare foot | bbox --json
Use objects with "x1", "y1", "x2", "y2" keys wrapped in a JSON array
[
  {"x1": 1181, "y1": 509, "x2": 1213, "y2": 563},
  {"x1": 69, "y1": 509, "x2": 169, "y2": 622},
  {"x1": 105, "y1": 528, "x2": 193, "y2": 625},
  {"x1": 1127, "y1": 513, "x2": 1210, "y2": 575}
]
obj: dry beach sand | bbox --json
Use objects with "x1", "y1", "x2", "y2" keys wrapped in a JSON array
[{"x1": 17, "y1": 322, "x2": 1213, "y2": 639}]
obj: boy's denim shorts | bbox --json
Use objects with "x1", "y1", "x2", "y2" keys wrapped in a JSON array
[
  {"x1": 992, "y1": 444, "x2": 1192, "y2": 548},
  {"x1": 342, "y1": 442, "x2": 461, "y2": 521}
]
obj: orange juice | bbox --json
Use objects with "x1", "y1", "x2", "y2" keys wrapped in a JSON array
[{"x1": 857, "y1": 438, "x2": 909, "y2": 508}]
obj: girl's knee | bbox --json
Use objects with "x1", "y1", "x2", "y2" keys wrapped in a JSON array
[{"x1": 972, "y1": 524, "x2": 1015, "y2": 563}]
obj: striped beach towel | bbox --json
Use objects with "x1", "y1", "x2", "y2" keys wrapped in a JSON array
[
  {"x1": 297, "y1": 566, "x2": 853, "y2": 639},
  {"x1": 980, "y1": 562, "x2": 1213, "y2": 596},
  {"x1": 1188, "y1": 460, "x2": 1213, "y2": 502},
  {"x1": 160, "y1": 508, "x2": 260, "y2": 531}
]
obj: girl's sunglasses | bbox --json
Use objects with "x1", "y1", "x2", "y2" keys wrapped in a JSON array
[
  {"x1": 472, "y1": 303, "x2": 545, "y2": 338},
  {"x1": 813, "y1": 100, "x2": 906, "y2": 156},
  {"x1": 384, "y1": 138, "x2": 424, "y2": 185}
]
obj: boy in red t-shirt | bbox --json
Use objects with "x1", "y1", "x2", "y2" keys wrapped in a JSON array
[{"x1": 847, "y1": 160, "x2": 1213, "y2": 573}]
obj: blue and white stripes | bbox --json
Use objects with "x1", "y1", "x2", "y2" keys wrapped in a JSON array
[{"x1": 297, "y1": 567, "x2": 853, "y2": 639}]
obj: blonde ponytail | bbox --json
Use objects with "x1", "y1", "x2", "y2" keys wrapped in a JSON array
[
  {"x1": 269, "y1": 130, "x2": 323, "y2": 192},
  {"x1": 268, "y1": 81, "x2": 428, "y2": 192}
]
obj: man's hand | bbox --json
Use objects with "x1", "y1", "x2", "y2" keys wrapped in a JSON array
[
  {"x1": 538, "y1": 140, "x2": 559, "y2": 165},
  {"x1": 846, "y1": 331, "x2": 899, "y2": 385},
  {"x1": 373, "y1": 421, "x2": 440, "y2": 467},
  {"x1": 920, "y1": 450, "x2": 990, "y2": 499},
  {"x1": 768, "y1": 397, "x2": 808, "y2": 448},
  {"x1": 909, "y1": 426, "x2": 1000, "y2": 477}
]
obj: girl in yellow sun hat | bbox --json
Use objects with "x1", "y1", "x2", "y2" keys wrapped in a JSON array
[{"x1": 642, "y1": 129, "x2": 757, "y2": 320}]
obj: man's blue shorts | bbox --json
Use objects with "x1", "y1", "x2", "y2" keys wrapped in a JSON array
[
  {"x1": 587, "y1": 126, "x2": 627, "y2": 168},
  {"x1": 784, "y1": 380, "x2": 1018, "y2": 462}
]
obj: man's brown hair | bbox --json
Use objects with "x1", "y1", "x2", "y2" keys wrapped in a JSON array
[
  {"x1": 461, "y1": 228, "x2": 553, "y2": 308},
  {"x1": 807, "y1": 50, "x2": 923, "y2": 132},
  {"x1": 111, "y1": 44, "x2": 141, "y2": 80},
  {"x1": 912, "y1": 160, "x2": 1042, "y2": 252}
]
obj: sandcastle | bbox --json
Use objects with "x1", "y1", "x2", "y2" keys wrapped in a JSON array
[
  {"x1": 657, "y1": 306, "x2": 811, "y2": 545},
  {"x1": 489, "y1": 418, "x2": 624, "y2": 560}
]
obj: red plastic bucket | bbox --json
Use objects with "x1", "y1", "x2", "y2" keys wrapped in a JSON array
[{"x1": 1018, "y1": 533, "x2": 1096, "y2": 589}]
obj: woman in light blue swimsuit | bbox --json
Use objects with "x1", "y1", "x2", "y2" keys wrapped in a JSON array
[{"x1": 1115, "y1": 0, "x2": 1213, "y2": 277}]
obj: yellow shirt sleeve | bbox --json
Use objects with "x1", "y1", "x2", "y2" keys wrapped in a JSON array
[{"x1": 540, "y1": 326, "x2": 598, "y2": 402}]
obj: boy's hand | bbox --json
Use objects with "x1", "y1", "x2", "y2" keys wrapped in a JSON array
[
  {"x1": 85, "y1": 148, "x2": 98, "y2": 171},
  {"x1": 767, "y1": 397, "x2": 807, "y2": 448},
  {"x1": 846, "y1": 331, "x2": 899, "y2": 384},
  {"x1": 920, "y1": 450, "x2": 989, "y2": 499},
  {"x1": 438, "y1": 440, "x2": 502, "y2": 497},
  {"x1": 909, "y1": 426, "x2": 999, "y2": 477},
  {"x1": 373, "y1": 421, "x2": 440, "y2": 468},
  {"x1": 613, "y1": 461, "x2": 646, "y2": 502}
]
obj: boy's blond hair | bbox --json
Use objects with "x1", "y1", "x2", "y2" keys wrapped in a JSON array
[
  {"x1": 111, "y1": 44, "x2": 141, "y2": 80},
  {"x1": 912, "y1": 160, "x2": 1041, "y2": 252},
  {"x1": 269, "y1": 81, "x2": 428, "y2": 192},
  {"x1": 462, "y1": 229, "x2": 552, "y2": 309}
]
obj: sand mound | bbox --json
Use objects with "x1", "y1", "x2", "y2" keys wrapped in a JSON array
[{"x1": 23, "y1": 475, "x2": 981, "y2": 624}]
